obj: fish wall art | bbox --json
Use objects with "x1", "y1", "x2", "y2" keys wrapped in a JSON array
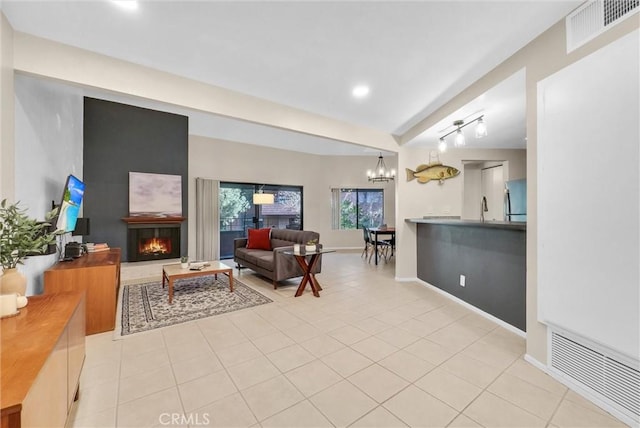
[{"x1": 406, "y1": 162, "x2": 460, "y2": 184}]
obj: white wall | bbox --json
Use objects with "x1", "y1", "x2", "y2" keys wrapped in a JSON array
[
  {"x1": 462, "y1": 164, "x2": 482, "y2": 220},
  {"x1": 15, "y1": 74, "x2": 84, "y2": 215},
  {"x1": 395, "y1": 147, "x2": 526, "y2": 280},
  {"x1": 188, "y1": 135, "x2": 397, "y2": 256},
  {"x1": 538, "y1": 30, "x2": 639, "y2": 360},
  {"x1": 13, "y1": 74, "x2": 83, "y2": 295},
  {"x1": 1, "y1": 12, "x2": 15, "y2": 201}
]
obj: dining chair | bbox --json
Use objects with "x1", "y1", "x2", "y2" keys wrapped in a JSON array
[
  {"x1": 377, "y1": 238, "x2": 393, "y2": 262},
  {"x1": 361, "y1": 227, "x2": 375, "y2": 261},
  {"x1": 381, "y1": 236, "x2": 395, "y2": 261},
  {"x1": 367, "y1": 227, "x2": 393, "y2": 263}
]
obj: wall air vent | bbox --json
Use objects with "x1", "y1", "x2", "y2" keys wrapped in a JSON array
[
  {"x1": 566, "y1": 0, "x2": 639, "y2": 52},
  {"x1": 550, "y1": 330, "x2": 640, "y2": 421}
]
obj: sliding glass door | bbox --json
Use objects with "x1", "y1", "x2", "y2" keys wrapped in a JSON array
[{"x1": 219, "y1": 182, "x2": 303, "y2": 259}]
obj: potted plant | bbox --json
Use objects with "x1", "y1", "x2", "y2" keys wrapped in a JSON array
[
  {"x1": 305, "y1": 239, "x2": 318, "y2": 253},
  {"x1": 0, "y1": 199, "x2": 59, "y2": 297},
  {"x1": 180, "y1": 256, "x2": 189, "y2": 269}
]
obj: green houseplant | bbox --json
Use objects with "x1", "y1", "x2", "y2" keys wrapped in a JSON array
[
  {"x1": 180, "y1": 256, "x2": 189, "y2": 269},
  {"x1": 0, "y1": 199, "x2": 59, "y2": 295}
]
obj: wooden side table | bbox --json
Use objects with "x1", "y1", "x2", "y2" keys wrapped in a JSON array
[{"x1": 284, "y1": 249, "x2": 334, "y2": 298}]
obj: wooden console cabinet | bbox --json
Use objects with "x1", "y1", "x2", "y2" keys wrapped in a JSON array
[
  {"x1": 45, "y1": 248, "x2": 121, "y2": 334},
  {"x1": 1, "y1": 292, "x2": 86, "y2": 428}
]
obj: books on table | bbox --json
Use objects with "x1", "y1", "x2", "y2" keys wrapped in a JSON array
[
  {"x1": 86, "y1": 242, "x2": 110, "y2": 252},
  {"x1": 188, "y1": 261, "x2": 211, "y2": 269}
]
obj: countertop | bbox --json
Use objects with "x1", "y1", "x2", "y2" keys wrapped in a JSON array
[{"x1": 406, "y1": 217, "x2": 526, "y2": 230}]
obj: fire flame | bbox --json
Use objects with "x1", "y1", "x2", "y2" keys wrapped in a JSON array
[{"x1": 139, "y1": 237, "x2": 171, "y2": 255}]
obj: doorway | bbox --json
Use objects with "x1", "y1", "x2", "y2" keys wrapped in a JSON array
[
  {"x1": 462, "y1": 161, "x2": 506, "y2": 221},
  {"x1": 218, "y1": 182, "x2": 303, "y2": 258},
  {"x1": 480, "y1": 164, "x2": 505, "y2": 221}
]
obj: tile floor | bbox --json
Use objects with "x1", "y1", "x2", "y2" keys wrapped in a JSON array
[{"x1": 68, "y1": 252, "x2": 628, "y2": 427}]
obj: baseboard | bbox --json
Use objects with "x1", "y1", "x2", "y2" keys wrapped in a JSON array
[
  {"x1": 327, "y1": 247, "x2": 361, "y2": 251},
  {"x1": 523, "y1": 353, "x2": 545, "y2": 368},
  {"x1": 395, "y1": 276, "x2": 418, "y2": 282},
  {"x1": 416, "y1": 278, "x2": 526, "y2": 338}
]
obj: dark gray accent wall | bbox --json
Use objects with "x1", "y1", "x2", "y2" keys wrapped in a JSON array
[
  {"x1": 417, "y1": 223, "x2": 526, "y2": 331},
  {"x1": 83, "y1": 98, "x2": 188, "y2": 261}
]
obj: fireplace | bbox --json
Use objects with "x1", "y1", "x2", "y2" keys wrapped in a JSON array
[{"x1": 127, "y1": 223, "x2": 181, "y2": 262}]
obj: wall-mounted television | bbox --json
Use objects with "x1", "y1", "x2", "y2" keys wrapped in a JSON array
[{"x1": 55, "y1": 174, "x2": 86, "y2": 233}]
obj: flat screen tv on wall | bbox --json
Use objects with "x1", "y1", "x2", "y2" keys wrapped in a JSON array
[{"x1": 55, "y1": 174, "x2": 86, "y2": 233}]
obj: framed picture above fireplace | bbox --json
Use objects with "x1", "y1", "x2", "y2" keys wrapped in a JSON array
[{"x1": 129, "y1": 172, "x2": 182, "y2": 217}]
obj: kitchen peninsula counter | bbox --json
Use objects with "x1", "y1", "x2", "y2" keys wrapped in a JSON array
[
  {"x1": 407, "y1": 217, "x2": 526, "y2": 331},
  {"x1": 407, "y1": 217, "x2": 526, "y2": 230}
]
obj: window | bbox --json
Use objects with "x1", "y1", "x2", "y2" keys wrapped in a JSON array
[
  {"x1": 219, "y1": 182, "x2": 303, "y2": 258},
  {"x1": 331, "y1": 188, "x2": 384, "y2": 229}
]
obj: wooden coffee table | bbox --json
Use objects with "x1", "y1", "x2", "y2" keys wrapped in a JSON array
[{"x1": 162, "y1": 261, "x2": 233, "y2": 304}]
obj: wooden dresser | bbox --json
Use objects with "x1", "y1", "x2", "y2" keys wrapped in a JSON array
[
  {"x1": 44, "y1": 248, "x2": 121, "y2": 334},
  {"x1": 1, "y1": 292, "x2": 86, "y2": 428}
]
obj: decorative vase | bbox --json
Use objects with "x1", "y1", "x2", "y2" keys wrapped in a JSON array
[
  {"x1": 0, "y1": 268, "x2": 27, "y2": 296},
  {"x1": 181, "y1": 262, "x2": 189, "y2": 269},
  {"x1": 305, "y1": 244, "x2": 316, "y2": 253},
  {"x1": 16, "y1": 295, "x2": 28, "y2": 309},
  {"x1": 0, "y1": 293, "x2": 18, "y2": 317}
]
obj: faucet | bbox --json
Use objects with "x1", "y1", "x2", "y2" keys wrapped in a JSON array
[{"x1": 480, "y1": 196, "x2": 488, "y2": 222}]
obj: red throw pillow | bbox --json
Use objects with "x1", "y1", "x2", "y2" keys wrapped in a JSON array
[{"x1": 246, "y1": 228, "x2": 272, "y2": 250}]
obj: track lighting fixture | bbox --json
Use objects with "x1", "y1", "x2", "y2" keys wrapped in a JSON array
[{"x1": 438, "y1": 115, "x2": 488, "y2": 152}]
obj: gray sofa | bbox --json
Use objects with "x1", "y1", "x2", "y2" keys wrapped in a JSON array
[{"x1": 234, "y1": 229, "x2": 322, "y2": 288}]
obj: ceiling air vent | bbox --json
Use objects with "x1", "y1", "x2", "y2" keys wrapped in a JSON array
[
  {"x1": 550, "y1": 330, "x2": 640, "y2": 421},
  {"x1": 566, "y1": 0, "x2": 639, "y2": 52}
]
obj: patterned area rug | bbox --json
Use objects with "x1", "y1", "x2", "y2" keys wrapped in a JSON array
[{"x1": 118, "y1": 274, "x2": 272, "y2": 337}]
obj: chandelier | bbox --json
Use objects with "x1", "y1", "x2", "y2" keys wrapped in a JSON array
[
  {"x1": 438, "y1": 115, "x2": 488, "y2": 152},
  {"x1": 367, "y1": 153, "x2": 396, "y2": 182}
]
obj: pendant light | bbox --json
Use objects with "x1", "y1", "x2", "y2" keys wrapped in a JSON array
[
  {"x1": 454, "y1": 121, "x2": 466, "y2": 148},
  {"x1": 253, "y1": 185, "x2": 274, "y2": 204},
  {"x1": 438, "y1": 138, "x2": 447, "y2": 153},
  {"x1": 475, "y1": 117, "x2": 488, "y2": 138}
]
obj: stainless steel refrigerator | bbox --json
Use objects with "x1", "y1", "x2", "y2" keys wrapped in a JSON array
[{"x1": 504, "y1": 179, "x2": 527, "y2": 222}]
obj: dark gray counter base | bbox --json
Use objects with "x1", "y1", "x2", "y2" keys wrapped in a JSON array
[{"x1": 417, "y1": 223, "x2": 526, "y2": 331}]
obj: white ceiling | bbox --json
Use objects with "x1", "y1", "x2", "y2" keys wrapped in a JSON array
[
  {"x1": 2, "y1": 0, "x2": 581, "y2": 154},
  {"x1": 407, "y1": 68, "x2": 527, "y2": 150}
]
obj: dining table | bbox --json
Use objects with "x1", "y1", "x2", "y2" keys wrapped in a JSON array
[{"x1": 368, "y1": 227, "x2": 396, "y2": 265}]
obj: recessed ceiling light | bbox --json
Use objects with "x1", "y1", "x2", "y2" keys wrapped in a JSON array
[
  {"x1": 352, "y1": 85, "x2": 370, "y2": 98},
  {"x1": 111, "y1": 0, "x2": 139, "y2": 11}
]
